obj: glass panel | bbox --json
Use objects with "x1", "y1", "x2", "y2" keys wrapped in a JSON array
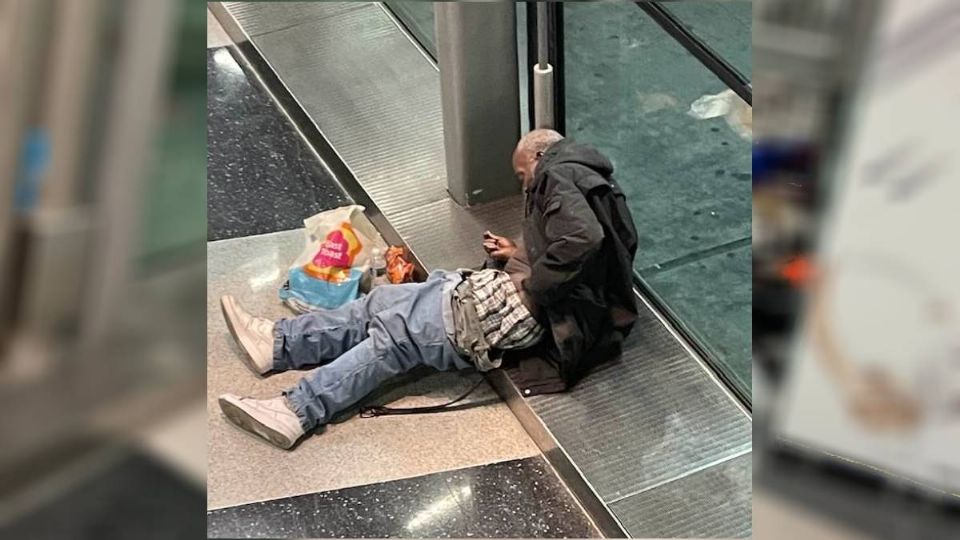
[
  {"x1": 662, "y1": 1, "x2": 753, "y2": 80},
  {"x1": 564, "y1": 1, "x2": 753, "y2": 396},
  {"x1": 384, "y1": 1, "x2": 437, "y2": 59},
  {"x1": 141, "y1": 0, "x2": 206, "y2": 263}
]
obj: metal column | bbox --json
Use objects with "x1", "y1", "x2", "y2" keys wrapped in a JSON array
[
  {"x1": 435, "y1": 2, "x2": 520, "y2": 206},
  {"x1": 533, "y1": 2, "x2": 554, "y2": 129}
]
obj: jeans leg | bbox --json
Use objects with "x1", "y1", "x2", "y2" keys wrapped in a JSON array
[
  {"x1": 273, "y1": 281, "x2": 436, "y2": 370},
  {"x1": 283, "y1": 278, "x2": 471, "y2": 430}
]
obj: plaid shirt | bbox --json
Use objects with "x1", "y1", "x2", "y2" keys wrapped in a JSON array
[{"x1": 465, "y1": 269, "x2": 545, "y2": 351}]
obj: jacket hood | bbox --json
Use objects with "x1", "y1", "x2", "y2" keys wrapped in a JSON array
[{"x1": 538, "y1": 138, "x2": 614, "y2": 177}]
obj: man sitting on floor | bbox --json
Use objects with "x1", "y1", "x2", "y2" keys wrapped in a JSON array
[{"x1": 218, "y1": 129, "x2": 637, "y2": 449}]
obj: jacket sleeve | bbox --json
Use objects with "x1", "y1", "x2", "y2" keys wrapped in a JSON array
[{"x1": 524, "y1": 170, "x2": 604, "y2": 306}]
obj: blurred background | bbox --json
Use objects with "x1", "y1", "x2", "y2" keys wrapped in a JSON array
[
  {"x1": 0, "y1": 0, "x2": 205, "y2": 537},
  {"x1": 753, "y1": 0, "x2": 960, "y2": 538},
  {"x1": 0, "y1": 0, "x2": 957, "y2": 538}
]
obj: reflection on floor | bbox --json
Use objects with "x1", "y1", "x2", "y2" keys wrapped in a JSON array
[
  {"x1": 564, "y1": 1, "x2": 753, "y2": 393},
  {"x1": 206, "y1": 46, "x2": 350, "y2": 241},
  {"x1": 208, "y1": 456, "x2": 598, "y2": 539}
]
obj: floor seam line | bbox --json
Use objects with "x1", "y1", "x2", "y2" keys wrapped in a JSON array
[
  {"x1": 206, "y1": 454, "x2": 541, "y2": 512},
  {"x1": 605, "y1": 446, "x2": 752, "y2": 505},
  {"x1": 231, "y1": 3, "x2": 373, "y2": 41},
  {"x1": 639, "y1": 236, "x2": 751, "y2": 275}
]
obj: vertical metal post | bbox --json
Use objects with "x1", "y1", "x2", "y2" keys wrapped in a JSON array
[
  {"x1": 435, "y1": 2, "x2": 520, "y2": 206},
  {"x1": 533, "y1": 2, "x2": 554, "y2": 129}
]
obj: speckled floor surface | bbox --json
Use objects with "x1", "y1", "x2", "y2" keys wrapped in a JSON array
[
  {"x1": 208, "y1": 456, "x2": 598, "y2": 538},
  {"x1": 206, "y1": 45, "x2": 351, "y2": 241},
  {"x1": 206, "y1": 231, "x2": 540, "y2": 510}
]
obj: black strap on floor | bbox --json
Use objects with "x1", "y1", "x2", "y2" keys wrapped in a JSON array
[{"x1": 359, "y1": 378, "x2": 486, "y2": 417}]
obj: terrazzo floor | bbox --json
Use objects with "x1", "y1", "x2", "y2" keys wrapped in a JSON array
[
  {"x1": 208, "y1": 457, "x2": 598, "y2": 538},
  {"x1": 206, "y1": 45, "x2": 351, "y2": 241}
]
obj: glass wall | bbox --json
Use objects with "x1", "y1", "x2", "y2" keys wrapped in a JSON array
[
  {"x1": 384, "y1": 1, "x2": 437, "y2": 59},
  {"x1": 564, "y1": 1, "x2": 753, "y2": 397},
  {"x1": 664, "y1": 1, "x2": 752, "y2": 79},
  {"x1": 142, "y1": 2, "x2": 206, "y2": 265}
]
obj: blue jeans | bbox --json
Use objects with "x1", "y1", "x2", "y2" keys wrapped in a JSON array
[{"x1": 276, "y1": 271, "x2": 472, "y2": 430}]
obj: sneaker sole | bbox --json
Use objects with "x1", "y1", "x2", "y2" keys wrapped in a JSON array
[
  {"x1": 220, "y1": 296, "x2": 269, "y2": 376},
  {"x1": 219, "y1": 395, "x2": 296, "y2": 450}
]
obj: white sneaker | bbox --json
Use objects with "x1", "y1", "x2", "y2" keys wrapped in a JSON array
[
  {"x1": 220, "y1": 295, "x2": 275, "y2": 375},
  {"x1": 219, "y1": 394, "x2": 306, "y2": 450}
]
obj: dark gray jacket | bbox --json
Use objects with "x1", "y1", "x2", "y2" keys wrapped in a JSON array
[{"x1": 515, "y1": 139, "x2": 639, "y2": 391}]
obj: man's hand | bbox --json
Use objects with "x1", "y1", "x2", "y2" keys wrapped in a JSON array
[{"x1": 483, "y1": 231, "x2": 517, "y2": 262}]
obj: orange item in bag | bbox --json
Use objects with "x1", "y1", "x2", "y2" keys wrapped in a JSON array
[{"x1": 386, "y1": 246, "x2": 414, "y2": 284}]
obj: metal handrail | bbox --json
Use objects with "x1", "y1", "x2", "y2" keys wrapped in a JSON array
[{"x1": 635, "y1": 1, "x2": 753, "y2": 106}]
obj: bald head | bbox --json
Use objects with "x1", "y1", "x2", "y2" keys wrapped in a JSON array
[
  {"x1": 512, "y1": 129, "x2": 564, "y2": 187},
  {"x1": 515, "y1": 129, "x2": 564, "y2": 157}
]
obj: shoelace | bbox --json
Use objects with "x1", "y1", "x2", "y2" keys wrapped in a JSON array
[{"x1": 359, "y1": 378, "x2": 486, "y2": 418}]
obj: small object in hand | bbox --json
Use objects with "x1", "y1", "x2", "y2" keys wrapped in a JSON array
[{"x1": 386, "y1": 246, "x2": 415, "y2": 284}]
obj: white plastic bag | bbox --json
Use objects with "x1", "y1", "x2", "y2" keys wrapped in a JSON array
[
  {"x1": 688, "y1": 89, "x2": 753, "y2": 140},
  {"x1": 279, "y1": 205, "x2": 386, "y2": 312}
]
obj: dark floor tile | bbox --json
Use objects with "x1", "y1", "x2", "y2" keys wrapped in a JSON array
[
  {"x1": 611, "y1": 453, "x2": 753, "y2": 539},
  {"x1": 207, "y1": 46, "x2": 351, "y2": 241},
  {"x1": 207, "y1": 456, "x2": 598, "y2": 538},
  {"x1": 3, "y1": 451, "x2": 205, "y2": 540}
]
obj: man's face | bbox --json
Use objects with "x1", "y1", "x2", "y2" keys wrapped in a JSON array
[{"x1": 512, "y1": 148, "x2": 539, "y2": 188}]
